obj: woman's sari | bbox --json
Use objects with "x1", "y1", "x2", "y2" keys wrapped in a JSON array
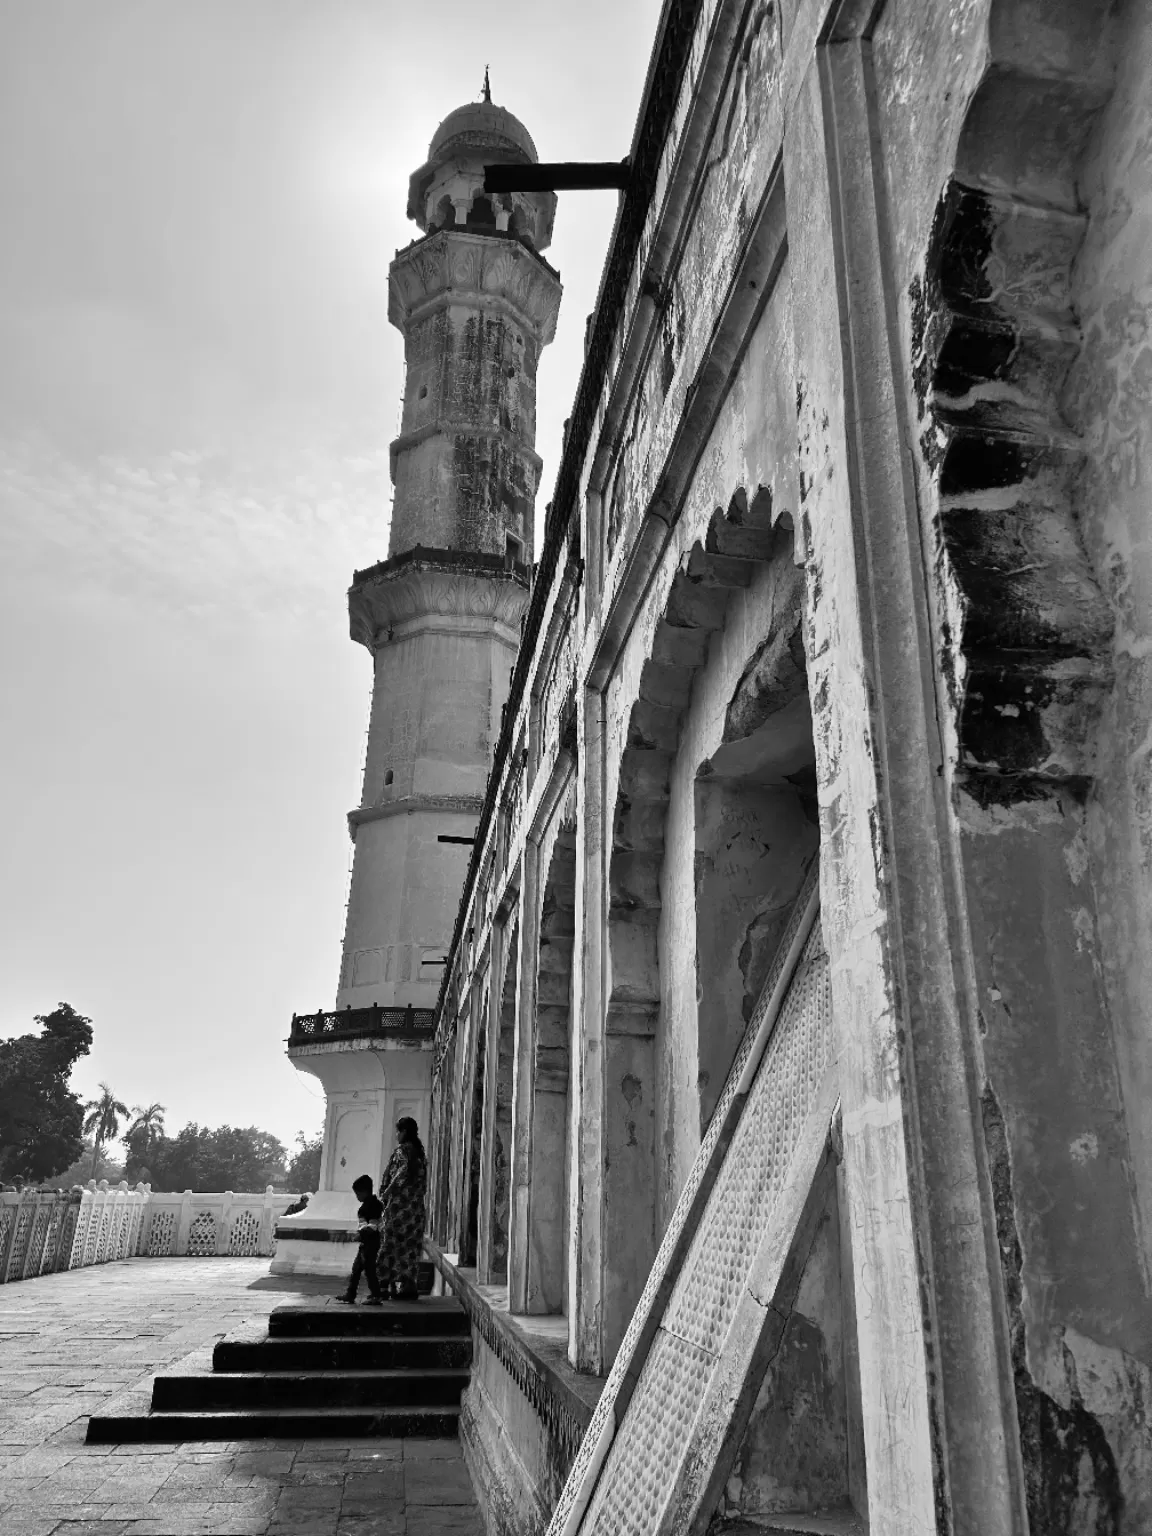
[{"x1": 376, "y1": 1140, "x2": 427, "y2": 1297}]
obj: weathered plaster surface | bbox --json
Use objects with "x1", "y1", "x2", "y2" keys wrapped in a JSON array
[
  {"x1": 787, "y1": 51, "x2": 949, "y2": 1536},
  {"x1": 717, "y1": 1177, "x2": 851, "y2": 1521},
  {"x1": 880, "y1": 0, "x2": 1152, "y2": 1522},
  {"x1": 463, "y1": 1336, "x2": 564, "y2": 1536},
  {"x1": 603, "y1": 1, "x2": 787, "y2": 569},
  {"x1": 1066, "y1": 0, "x2": 1152, "y2": 1291},
  {"x1": 871, "y1": 0, "x2": 991, "y2": 298}
]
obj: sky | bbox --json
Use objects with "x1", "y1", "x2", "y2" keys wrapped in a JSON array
[{"x1": 0, "y1": 0, "x2": 661, "y2": 1154}]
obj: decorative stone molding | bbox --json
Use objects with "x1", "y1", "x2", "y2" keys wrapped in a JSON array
[
  {"x1": 426, "y1": 1238, "x2": 601, "y2": 1470},
  {"x1": 389, "y1": 230, "x2": 562, "y2": 343},
  {"x1": 349, "y1": 559, "x2": 530, "y2": 649}
]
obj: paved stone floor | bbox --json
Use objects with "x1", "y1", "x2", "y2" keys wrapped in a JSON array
[{"x1": 0, "y1": 1258, "x2": 483, "y2": 1535}]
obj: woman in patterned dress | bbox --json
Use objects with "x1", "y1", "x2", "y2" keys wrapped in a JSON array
[{"x1": 376, "y1": 1117, "x2": 427, "y2": 1300}]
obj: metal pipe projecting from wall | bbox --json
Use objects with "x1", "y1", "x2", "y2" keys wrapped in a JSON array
[{"x1": 484, "y1": 161, "x2": 631, "y2": 194}]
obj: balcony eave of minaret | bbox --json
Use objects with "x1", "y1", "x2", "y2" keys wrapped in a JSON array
[
  {"x1": 388, "y1": 227, "x2": 562, "y2": 345},
  {"x1": 347, "y1": 545, "x2": 532, "y2": 650}
]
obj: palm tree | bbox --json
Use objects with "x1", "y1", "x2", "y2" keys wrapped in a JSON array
[
  {"x1": 126, "y1": 1102, "x2": 166, "y2": 1150},
  {"x1": 125, "y1": 1102, "x2": 166, "y2": 1174},
  {"x1": 82, "y1": 1083, "x2": 129, "y2": 1179}
]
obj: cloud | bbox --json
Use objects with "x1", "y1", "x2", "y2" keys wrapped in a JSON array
[{"x1": 0, "y1": 418, "x2": 392, "y2": 627}]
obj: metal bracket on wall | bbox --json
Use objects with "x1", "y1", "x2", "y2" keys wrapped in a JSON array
[{"x1": 484, "y1": 161, "x2": 631, "y2": 194}]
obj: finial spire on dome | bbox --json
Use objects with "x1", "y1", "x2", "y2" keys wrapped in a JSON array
[{"x1": 482, "y1": 67, "x2": 491, "y2": 105}]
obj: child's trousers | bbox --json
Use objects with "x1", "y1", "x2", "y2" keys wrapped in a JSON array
[{"x1": 345, "y1": 1229, "x2": 381, "y2": 1300}]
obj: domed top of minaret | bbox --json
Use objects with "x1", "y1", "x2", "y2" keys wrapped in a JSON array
[
  {"x1": 406, "y1": 76, "x2": 556, "y2": 252},
  {"x1": 427, "y1": 100, "x2": 538, "y2": 167}
]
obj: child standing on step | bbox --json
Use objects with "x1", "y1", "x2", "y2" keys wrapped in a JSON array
[{"x1": 340, "y1": 1174, "x2": 384, "y2": 1305}]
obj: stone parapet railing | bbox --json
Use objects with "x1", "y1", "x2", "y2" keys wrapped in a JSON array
[
  {"x1": 289, "y1": 1005, "x2": 436, "y2": 1048},
  {"x1": 137, "y1": 1186, "x2": 300, "y2": 1259},
  {"x1": 0, "y1": 1182, "x2": 303, "y2": 1284}
]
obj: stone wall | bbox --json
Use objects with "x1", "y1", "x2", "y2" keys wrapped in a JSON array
[{"x1": 425, "y1": 0, "x2": 1152, "y2": 1530}]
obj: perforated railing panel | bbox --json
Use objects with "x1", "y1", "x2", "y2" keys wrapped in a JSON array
[
  {"x1": 547, "y1": 869, "x2": 820, "y2": 1536},
  {"x1": 580, "y1": 921, "x2": 832, "y2": 1534},
  {"x1": 665, "y1": 936, "x2": 832, "y2": 1356}
]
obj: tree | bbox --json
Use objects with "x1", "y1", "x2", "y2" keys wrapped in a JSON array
[
  {"x1": 0, "y1": 1003, "x2": 93, "y2": 1182},
  {"x1": 285, "y1": 1131, "x2": 323, "y2": 1193},
  {"x1": 123, "y1": 1103, "x2": 166, "y2": 1182},
  {"x1": 54, "y1": 1139, "x2": 126, "y2": 1188},
  {"x1": 82, "y1": 1082, "x2": 128, "y2": 1179},
  {"x1": 146, "y1": 1124, "x2": 287, "y2": 1193}
]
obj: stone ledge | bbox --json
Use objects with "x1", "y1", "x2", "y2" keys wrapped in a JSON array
[
  {"x1": 712, "y1": 1514, "x2": 867, "y2": 1536},
  {"x1": 425, "y1": 1239, "x2": 604, "y2": 1466},
  {"x1": 352, "y1": 543, "x2": 531, "y2": 590},
  {"x1": 348, "y1": 793, "x2": 485, "y2": 831}
]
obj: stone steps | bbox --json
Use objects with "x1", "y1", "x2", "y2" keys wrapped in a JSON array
[
  {"x1": 215, "y1": 1332, "x2": 473, "y2": 1372},
  {"x1": 86, "y1": 1297, "x2": 473, "y2": 1444},
  {"x1": 86, "y1": 1405, "x2": 463, "y2": 1444},
  {"x1": 152, "y1": 1367, "x2": 470, "y2": 1411},
  {"x1": 270, "y1": 1298, "x2": 471, "y2": 1337}
]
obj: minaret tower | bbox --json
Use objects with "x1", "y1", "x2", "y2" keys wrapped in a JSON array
[
  {"x1": 340, "y1": 91, "x2": 560, "y2": 1015},
  {"x1": 275, "y1": 89, "x2": 561, "y2": 1272}
]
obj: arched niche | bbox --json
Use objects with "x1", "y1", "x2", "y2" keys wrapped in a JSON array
[
  {"x1": 486, "y1": 919, "x2": 518, "y2": 1281},
  {"x1": 459, "y1": 986, "x2": 489, "y2": 1268},
  {"x1": 602, "y1": 484, "x2": 801, "y2": 1361},
  {"x1": 526, "y1": 825, "x2": 577, "y2": 1315},
  {"x1": 692, "y1": 528, "x2": 818, "y2": 1128}
]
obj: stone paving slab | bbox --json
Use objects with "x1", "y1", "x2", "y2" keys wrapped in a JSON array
[{"x1": 0, "y1": 1259, "x2": 483, "y2": 1534}]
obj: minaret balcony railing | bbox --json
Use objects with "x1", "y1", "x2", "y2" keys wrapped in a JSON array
[{"x1": 288, "y1": 1005, "x2": 436, "y2": 1048}]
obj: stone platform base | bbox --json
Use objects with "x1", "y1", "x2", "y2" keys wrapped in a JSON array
[
  {"x1": 427, "y1": 1241, "x2": 605, "y2": 1536},
  {"x1": 269, "y1": 1191, "x2": 359, "y2": 1278}
]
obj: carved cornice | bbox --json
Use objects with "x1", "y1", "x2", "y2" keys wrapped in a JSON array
[
  {"x1": 389, "y1": 230, "x2": 562, "y2": 343},
  {"x1": 349, "y1": 562, "x2": 531, "y2": 649}
]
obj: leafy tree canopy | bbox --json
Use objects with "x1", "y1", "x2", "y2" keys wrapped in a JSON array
[
  {"x1": 141, "y1": 1123, "x2": 288, "y2": 1193},
  {"x1": 0, "y1": 1003, "x2": 93, "y2": 1182},
  {"x1": 285, "y1": 1131, "x2": 323, "y2": 1194},
  {"x1": 54, "y1": 1138, "x2": 126, "y2": 1188}
]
